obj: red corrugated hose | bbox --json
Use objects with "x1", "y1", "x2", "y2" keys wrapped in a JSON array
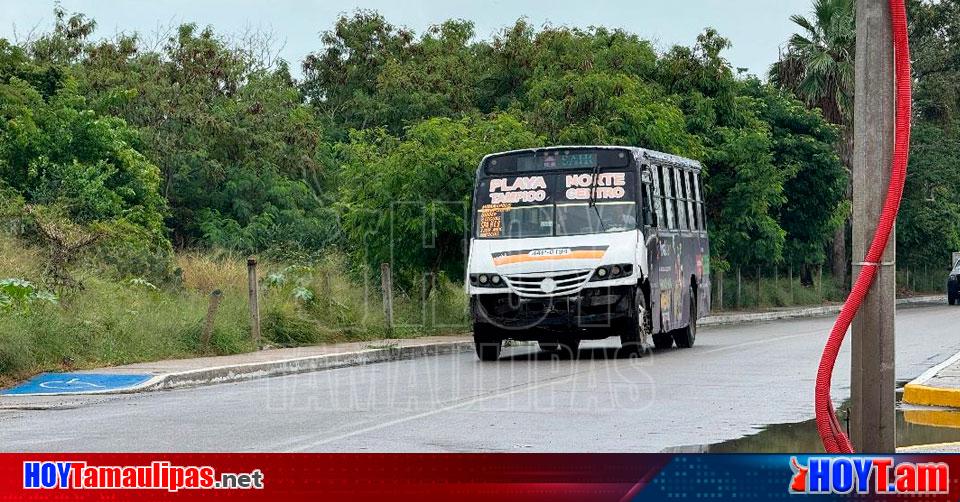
[{"x1": 814, "y1": 0, "x2": 912, "y2": 453}]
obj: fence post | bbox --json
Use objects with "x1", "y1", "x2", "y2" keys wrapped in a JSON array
[
  {"x1": 320, "y1": 270, "x2": 330, "y2": 298},
  {"x1": 716, "y1": 269, "x2": 724, "y2": 311},
  {"x1": 756, "y1": 265, "x2": 762, "y2": 308},
  {"x1": 201, "y1": 289, "x2": 223, "y2": 350},
  {"x1": 247, "y1": 257, "x2": 261, "y2": 346},
  {"x1": 381, "y1": 263, "x2": 394, "y2": 333},
  {"x1": 817, "y1": 264, "x2": 823, "y2": 300},
  {"x1": 736, "y1": 267, "x2": 742, "y2": 309},
  {"x1": 789, "y1": 266, "x2": 794, "y2": 303}
]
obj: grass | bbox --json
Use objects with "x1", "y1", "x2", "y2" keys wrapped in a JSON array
[
  {"x1": 0, "y1": 234, "x2": 469, "y2": 385},
  {"x1": 711, "y1": 266, "x2": 948, "y2": 312}
]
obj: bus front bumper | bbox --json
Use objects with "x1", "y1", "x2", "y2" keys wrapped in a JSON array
[{"x1": 470, "y1": 286, "x2": 634, "y2": 338}]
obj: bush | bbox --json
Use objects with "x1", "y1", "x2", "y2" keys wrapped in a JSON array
[
  {"x1": 262, "y1": 303, "x2": 320, "y2": 346},
  {"x1": 0, "y1": 278, "x2": 57, "y2": 312}
]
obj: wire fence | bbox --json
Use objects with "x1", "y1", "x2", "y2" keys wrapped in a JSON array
[{"x1": 711, "y1": 265, "x2": 949, "y2": 312}]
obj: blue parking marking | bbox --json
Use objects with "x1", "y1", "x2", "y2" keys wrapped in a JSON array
[{"x1": 1, "y1": 373, "x2": 153, "y2": 395}]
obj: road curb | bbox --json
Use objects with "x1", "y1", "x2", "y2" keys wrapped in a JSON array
[
  {"x1": 2, "y1": 340, "x2": 478, "y2": 399},
  {"x1": 145, "y1": 340, "x2": 477, "y2": 392},
  {"x1": 902, "y1": 349, "x2": 960, "y2": 409},
  {"x1": 699, "y1": 295, "x2": 945, "y2": 326},
  {"x1": 902, "y1": 384, "x2": 960, "y2": 409},
  {"x1": 898, "y1": 441, "x2": 960, "y2": 453}
]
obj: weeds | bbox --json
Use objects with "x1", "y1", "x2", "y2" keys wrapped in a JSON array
[{"x1": 0, "y1": 234, "x2": 468, "y2": 382}]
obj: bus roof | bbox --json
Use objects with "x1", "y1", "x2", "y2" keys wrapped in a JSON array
[{"x1": 477, "y1": 145, "x2": 702, "y2": 176}]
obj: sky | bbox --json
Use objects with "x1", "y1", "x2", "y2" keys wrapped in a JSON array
[{"x1": 0, "y1": 0, "x2": 812, "y2": 78}]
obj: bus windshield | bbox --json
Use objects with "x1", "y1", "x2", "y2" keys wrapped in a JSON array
[
  {"x1": 555, "y1": 202, "x2": 637, "y2": 236},
  {"x1": 474, "y1": 171, "x2": 637, "y2": 239}
]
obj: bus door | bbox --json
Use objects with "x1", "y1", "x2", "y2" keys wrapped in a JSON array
[
  {"x1": 654, "y1": 163, "x2": 682, "y2": 332},
  {"x1": 642, "y1": 164, "x2": 665, "y2": 333}
]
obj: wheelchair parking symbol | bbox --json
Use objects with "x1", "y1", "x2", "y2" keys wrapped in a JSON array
[
  {"x1": 1, "y1": 373, "x2": 153, "y2": 395},
  {"x1": 38, "y1": 378, "x2": 107, "y2": 390}
]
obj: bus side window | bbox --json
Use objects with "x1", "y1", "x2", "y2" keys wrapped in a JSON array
[
  {"x1": 694, "y1": 172, "x2": 706, "y2": 232},
  {"x1": 672, "y1": 168, "x2": 687, "y2": 231},
  {"x1": 677, "y1": 169, "x2": 696, "y2": 230},
  {"x1": 687, "y1": 171, "x2": 698, "y2": 231},
  {"x1": 659, "y1": 165, "x2": 675, "y2": 230},
  {"x1": 651, "y1": 165, "x2": 665, "y2": 228},
  {"x1": 641, "y1": 167, "x2": 656, "y2": 227}
]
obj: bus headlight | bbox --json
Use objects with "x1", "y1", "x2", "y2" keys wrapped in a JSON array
[
  {"x1": 470, "y1": 273, "x2": 507, "y2": 288},
  {"x1": 590, "y1": 264, "x2": 634, "y2": 282}
]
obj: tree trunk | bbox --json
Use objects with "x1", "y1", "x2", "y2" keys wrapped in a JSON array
[
  {"x1": 832, "y1": 224, "x2": 847, "y2": 286},
  {"x1": 736, "y1": 267, "x2": 742, "y2": 308},
  {"x1": 832, "y1": 126, "x2": 855, "y2": 288},
  {"x1": 716, "y1": 269, "x2": 724, "y2": 311},
  {"x1": 801, "y1": 263, "x2": 815, "y2": 286}
]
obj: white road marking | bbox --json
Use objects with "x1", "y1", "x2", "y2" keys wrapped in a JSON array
[{"x1": 286, "y1": 328, "x2": 820, "y2": 451}]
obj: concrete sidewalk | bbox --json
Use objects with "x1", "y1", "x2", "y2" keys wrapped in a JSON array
[
  {"x1": 0, "y1": 294, "x2": 946, "y2": 403},
  {"x1": 0, "y1": 336, "x2": 476, "y2": 401}
]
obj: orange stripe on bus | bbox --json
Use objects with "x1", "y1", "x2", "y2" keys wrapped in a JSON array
[{"x1": 492, "y1": 250, "x2": 605, "y2": 266}]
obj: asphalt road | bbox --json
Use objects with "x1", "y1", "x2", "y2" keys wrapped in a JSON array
[{"x1": 3, "y1": 304, "x2": 960, "y2": 452}]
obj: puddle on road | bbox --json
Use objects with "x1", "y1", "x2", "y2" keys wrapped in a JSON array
[{"x1": 688, "y1": 388, "x2": 960, "y2": 453}]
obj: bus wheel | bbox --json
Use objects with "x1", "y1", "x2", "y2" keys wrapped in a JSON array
[
  {"x1": 557, "y1": 338, "x2": 580, "y2": 359},
  {"x1": 652, "y1": 333, "x2": 673, "y2": 350},
  {"x1": 673, "y1": 289, "x2": 697, "y2": 348},
  {"x1": 539, "y1": 341, "x2": 561, "y2": 352},
  {"x1": 474, "y1": 323, "x2": 502, "y2": 361},
  {"x1": 620, "y1": 287, "x2": 651, "y2": 355}
]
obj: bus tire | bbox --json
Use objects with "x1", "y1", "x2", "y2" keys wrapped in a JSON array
[
  {"x1": 539, "y1": 341, "x2": 561, "y2": 352},
  {"x1": 557, "y1": 337, "x2": 580, "y2": 359},
  {"x1": 474, "y1": 323, "x2": 502, "y2": 362},
  {"x1": 652, "y1": 333, "x2": 673, "y2": 350},
  {"x1": 621, "y1": 286, "x2": 652, "y2": 355},
  {"x1": 673, "y1": 288, "x2": 697, "y2": 348}
]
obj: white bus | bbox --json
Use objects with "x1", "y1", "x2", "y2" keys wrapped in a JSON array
[{"x1": 466, "y1": 146, "x2": 711, "y2": 361}]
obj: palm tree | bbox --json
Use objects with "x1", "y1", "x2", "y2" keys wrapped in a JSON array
[{"x1": 770, "y1": 0, "x2": 855, "y2": 286}]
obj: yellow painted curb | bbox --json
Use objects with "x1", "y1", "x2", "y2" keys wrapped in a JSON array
[
  {"x1": 898, "y1": 441, "x2": 960, "y2": 453},
  {"x1": 902, "y1": 383, "x2": 960, "y2": 409},
  {"x1": 903, "y1": 409, "x2": 960, "y2": 429}
]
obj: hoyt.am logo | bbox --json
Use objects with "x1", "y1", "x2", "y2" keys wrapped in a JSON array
[{"x1": 789, "y1": 457, "x2": 949, "y2": 495}]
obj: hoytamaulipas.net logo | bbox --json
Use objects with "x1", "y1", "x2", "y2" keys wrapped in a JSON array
[
  {"x1": 23, "y1": 461, "x2": 264, "y2": 492},
  {"x1": 789, "y1": 456, "x2": 948, "y2": 495}
]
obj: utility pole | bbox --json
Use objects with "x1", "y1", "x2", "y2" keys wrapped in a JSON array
[{"x1": 851, "y1": 0, "x2": 896, "y2": 452}]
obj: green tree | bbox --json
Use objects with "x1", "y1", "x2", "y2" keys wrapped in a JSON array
[
  {"x1": 337, "y1": 114, "x2": 542, "y2": 292},
  {"x1": 770, "y1": 0, "x2": 854, "y2": 284},
  {"x1": 899, "y1": 124, "x2": 960, "y2": 271},
  {"x1": 657, "y1": 30, "x2": 790, "y2": 273},
  {"x1": 525, "y1": 71, "x2": 702, "y2": 157},
  {"x1": 744, "y1": 80, "x2": 847, "y2": 281},
  {"x1": 301, "y1": 11, "x2": 416, "y2": 136},
  {"x1": 0, "y1": 72, "x2": 170, "y2": 280},
  {"x1": 898, "y1": 0, "x2": 960, "y2": 272},
  {"x1": 75, "y1": 24, "x2": 336, "y2": 253}
]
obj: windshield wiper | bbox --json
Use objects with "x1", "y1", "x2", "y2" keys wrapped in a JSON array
[{"x1": 588, "y1": 164, "x2": 606, "y2": 232}]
